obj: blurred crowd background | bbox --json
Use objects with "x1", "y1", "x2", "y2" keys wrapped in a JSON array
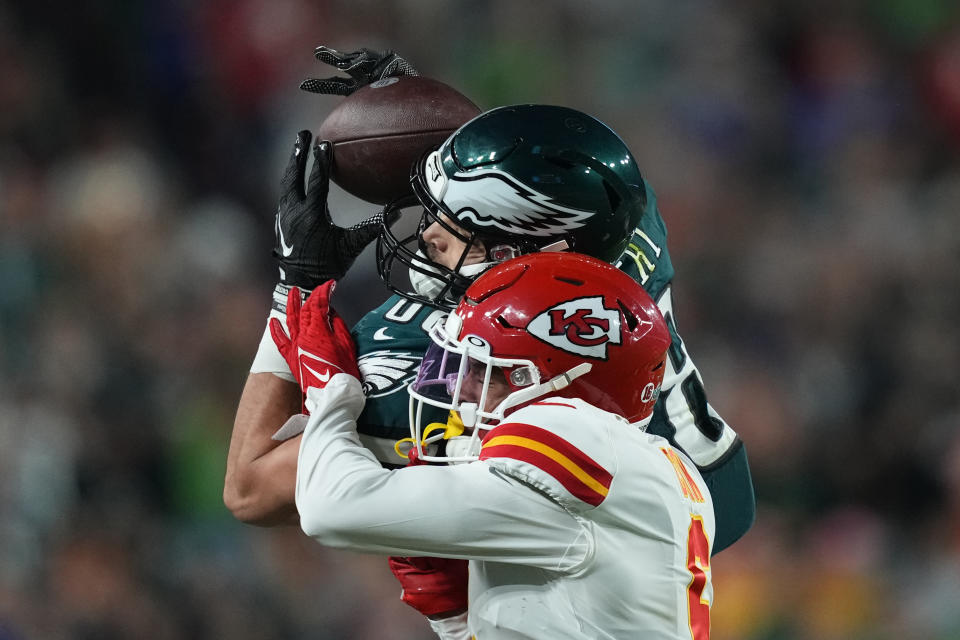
[{"x1": 2, "y1": 0, "x2": 959, "y2": 638}]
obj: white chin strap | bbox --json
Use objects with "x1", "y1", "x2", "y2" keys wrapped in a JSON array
[{"x1": 409, "y1": 250, "x2": 496, "y2": 299}]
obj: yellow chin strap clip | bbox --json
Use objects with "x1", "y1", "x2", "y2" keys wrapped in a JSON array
[{"x1": 394, "y1": 411, "x2": 465, "y2": 460}]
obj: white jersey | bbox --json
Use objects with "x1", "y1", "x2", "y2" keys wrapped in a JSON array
[{"x1": 296, "y1": 376, "x2": 716, "y2": 640}]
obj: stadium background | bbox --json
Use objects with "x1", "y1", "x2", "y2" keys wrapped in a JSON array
[{"x1": 2, "y1": 1, "x2": 959, "y2": 638}]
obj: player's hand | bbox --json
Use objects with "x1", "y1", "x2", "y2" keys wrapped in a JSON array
[
  {"x1": 299, "y1": 46, "x2": 419, "y2": 96},
  {"x1": 274, "y1": 130, "x2": 385, "y2": 289},
  {"x1": 388, "y1": 556, "x2": 468, "y2": 618},
  {"x1": 269, "y1": 281, "x2": 360, "y2": 395}
]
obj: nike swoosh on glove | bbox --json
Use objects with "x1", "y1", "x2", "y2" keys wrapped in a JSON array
[{"x1": 269, "y1": 281, "x2": 360, "y2": 406}]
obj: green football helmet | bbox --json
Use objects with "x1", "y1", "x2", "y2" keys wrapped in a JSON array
[{"x1": 377, "y1": 104, "x2": 648, "y2": 309}]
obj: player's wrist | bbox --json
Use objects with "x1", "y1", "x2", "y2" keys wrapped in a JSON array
[
  {"x1": 426, "y1": 610, "x2": 470, "y2": 640},
  {"x1": 273, "y1": 280, "x2": 314, "y2": 308},
  {"x1": 276, "y1": 255, "x2": 341, "y2": 290},
  {"x1": 427, "y1": 606, "x2": 467, "y2": 620}
]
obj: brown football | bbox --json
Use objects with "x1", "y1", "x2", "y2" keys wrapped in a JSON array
[{"x1": 318, "y1": 75, "x2": 481, "y2": 205}]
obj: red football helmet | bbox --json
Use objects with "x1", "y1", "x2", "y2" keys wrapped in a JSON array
[{"x1": 407, "y1": 251, "x2": 671, "y2": 462}]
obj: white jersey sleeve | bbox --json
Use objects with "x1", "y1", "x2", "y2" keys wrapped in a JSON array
[{"x1": 295, "y1": 376, "x2": 591, "y2": 569}]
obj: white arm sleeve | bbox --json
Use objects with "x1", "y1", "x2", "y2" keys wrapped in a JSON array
[
  {"x1": 249, "y1": 319, "x2": 295, "y2": 380},
  {"x1": 295, "y1": 377, "x2": 591, "y2": 571},
  {"x1": 250, "y1": 284, "x2": 308, "y2": 380}
]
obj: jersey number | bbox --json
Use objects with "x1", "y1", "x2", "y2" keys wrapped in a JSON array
[
  {"x1": 384, "y1": 299, "x2": 446, "y2": 333},
  {"x1": 660, "y1": 289, "x2": 725, "y2": 443},
  {"x1": 686, "y1": 516, "x2": 711, "y2": 640}
]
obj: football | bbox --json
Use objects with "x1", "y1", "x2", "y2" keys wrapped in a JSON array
[{"x1": 318, "y1": 75, "x2": 481, "y2": 205}]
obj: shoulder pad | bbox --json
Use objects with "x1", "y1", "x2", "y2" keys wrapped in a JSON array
[{"x1": 479, "y1": 400, "x2": 619, "y2": 512}]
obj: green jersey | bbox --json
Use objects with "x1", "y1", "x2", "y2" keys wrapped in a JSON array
[
  {"x1": 352, "y1": 296, "x2": 446, "y2": 466},
  {"x1": 352, "y1": 188, "x2": 754, "y2": 552}
]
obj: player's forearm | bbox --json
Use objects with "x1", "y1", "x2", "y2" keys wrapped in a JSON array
[
  {"x1": 224, "y1": 372, "x2": 302, "y2": 526},
  {"x1": 702, "y1": 440, "x2": 756, "y2": 553},
  {"x1": 653, "y1": 285, "x2": 755, "y2": 551},
  {"x1": 295, "y1": 376, "x2": 386, "y2": 540}
]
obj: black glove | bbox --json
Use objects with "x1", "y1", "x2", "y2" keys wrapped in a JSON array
[
  {"x1": 273, "y1": 130, "x2": 385, "y2": 288},
  {"x1": 299, "y1": 45, "x2": 418, "y2": 96}
]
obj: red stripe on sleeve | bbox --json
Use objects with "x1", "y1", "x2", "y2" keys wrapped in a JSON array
[{"x1": 480, "y1": 422, "x2": 612, "y2": 507}]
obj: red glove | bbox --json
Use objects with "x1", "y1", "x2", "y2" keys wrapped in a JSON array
[
  {"x1": 269, "y1": 281, "x2": 360, "y2": 397},
  {"x1": 387, "y1": 556, "x2": 468, "y2": 618}
]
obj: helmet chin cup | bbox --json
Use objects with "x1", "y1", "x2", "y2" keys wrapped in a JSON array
[
  {"x1": 407, "y1": 250, "x2": 499, "y2": 303},
  {"x1": 408, "y1": 250, "x2": 447, "y2": 299},
  {"x1": 459, "y1": 402, "x2": 479, "y2": 428}
]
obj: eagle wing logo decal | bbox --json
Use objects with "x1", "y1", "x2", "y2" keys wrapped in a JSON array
[
  {"x1": 442, "y1": 168, "x2": 595, "y2": 236},
  {"x1": 358, "y1": 350, "x2": 421, "y2": 397}
]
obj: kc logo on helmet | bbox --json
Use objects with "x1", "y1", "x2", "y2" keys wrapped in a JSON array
[{"x1": 527, "y1": 296, "x2": 623, "y2": 359}]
